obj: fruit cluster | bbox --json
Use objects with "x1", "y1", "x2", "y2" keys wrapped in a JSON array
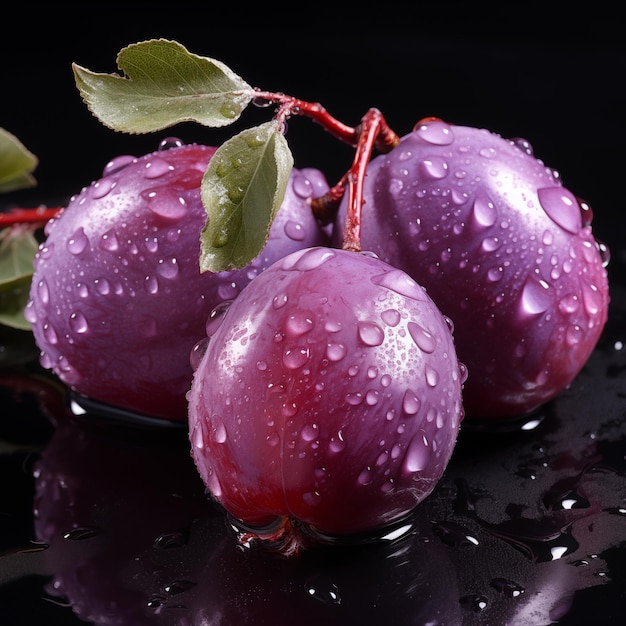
[{"x1": 6, "y1": 40, "x2": 610, "y2": 554}]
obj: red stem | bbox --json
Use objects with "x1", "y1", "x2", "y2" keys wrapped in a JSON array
[
  {"x1": 0, "y1": 206, "x2": 62, "y2": 227},
  {"x1": 255, "y1": 92, "x2": 400, "y2": 251}
]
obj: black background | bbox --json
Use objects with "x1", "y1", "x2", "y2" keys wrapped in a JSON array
[{"x1": 2, "y1": 9, "x2": 625, "y2": 281}]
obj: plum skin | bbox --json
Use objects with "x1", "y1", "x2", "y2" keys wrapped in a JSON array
[
  {"x1": 188, "y1": 247, "x2": 465, "y2": 541},
  {"x1": 334, "y1": 119, "x2": 610, "y2": 419},
  {"x1": 25, "y1": 142, "x2": 330, "y2": 421}
]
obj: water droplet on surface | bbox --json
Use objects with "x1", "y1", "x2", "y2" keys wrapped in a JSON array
[
  {"x1": 158, "y1": 137, "x2": 184, "y2": 151},
  {"x1": 537, "y1": 187, "x2": 582, "y2": 234},
  {"x1": 205, "y1": 301, "x2": 232, "y2": 337},
  {"x1": 283, "y1": 346, "x2": 310, "y2": 369},
  {"x1": 284, "y1": 220, "x2": 306, "y2": 241},
  {"x1": 519, "y1": 277, "x2": 553, "y2": 316},
  {"x1": 285, "y1": 310, "x2": 314, "y2": 336},
  {"x1": 470, "y1": 194, "x2": 497, "y2": 228},
  {"x1": 372, "y1": 269, "x2": 423, "y2": 299},
  {"x1": 143, "y1": 157, "x2": 174, "y2": 179},
  {"x1": 103, "y1": 154, "x2": 135, "y2": 176},
  {"x1": 156, "y1": 257, "x2": 179, "y2": 279},
  {"x1": 418, "y1": 156, "x2": 449, "y2": 180},
  {"x1": 324, "y1": 340, "x2": 347, "y2": 362},
  {"x1": 413, "y1": 118, "x2": 454, "y2": 145},
  {"x1": 292, "y1": 173, "x2": 314, "y2": 198},
  {"x1": 69, "y1": 312, "x2": 88, "y2": 334},
  {"x1": 358, "y1": 321, "x2": 385, "y2": 346},
  {"x1": 99, "y1": 230, "x2": 119, "y2": 252},
  {"x1": 402, "y1": 432, "x2": 431, "y2": 473},
  {"x1": 91, "y1": 177, "x2": 116, "y2": 199},
  {"x1": 142, "y1": 186, "x2": 188, "y2": 220},
  {"x1": 402, "y1": 389, "x2": 421, "y2": 415},
  {"x1": 190, "y1": 337, "x2": 210, "y2": 370},
  {"x1": 67, "y1": 227, "x2": 89, "y2": 255},
  {"x1": 381, "y1": 308, "x2": 401, "y2": 326},
  {"x1": 408, "y1": 321, "x2": 436, "y2": 353}
]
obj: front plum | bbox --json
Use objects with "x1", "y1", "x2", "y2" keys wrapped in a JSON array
[{"x1": 188, "y1": 247, "x2": 466, "y2": 553}]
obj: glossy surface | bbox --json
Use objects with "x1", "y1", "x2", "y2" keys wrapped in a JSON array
[
  {"x1": 25, "y1": 143, "x2": 329, "y2": 421},
  {"x1": 188, "y1": 247, "x2": 465, "y2": 542},
  {"x1": 333, "y1": 120, "x2": 610, "y2": 419},
  {"x1": 1, "y1": 283, "x2": 624, "y2": 625}
]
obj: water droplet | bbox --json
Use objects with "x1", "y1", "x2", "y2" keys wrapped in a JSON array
[
  {"x1": 69, "y1": 312, "x2": 88, "y2": 334},
  {"x1": 91, "y1": 177, "x2": 116, "y2": 199},
  {"x1": 37, "y1": 278, "x2": 50, "y2": 304},
  {"x1": 272, "y1": 293, "x2": 288, "y2": 309},
  {"x1": 141, "y1": 186, "x2": 188, "y2": 220},
  {"x1": 43, "y1": 322, "x2": 58, "y2": 345},
  {"x1": 402, "y1": 431, "x2": 431, "y2": 473},
  {"x1": 212, "y1": 419, "x2": 227, "y2": 443},
  {"x1": 358, "y1": 321, "x2": 384, "y2": 346},
  {"x1": 144, "y1": 275, "x2": 159, "y2": 294},
  {"x1": 102, "y1": 154, "x2": 135, "y2": 176},
  {"x1": 284, "y1": 219, "x2": 306, "y2": 241},
  {"x1": 470, "y1": 194, "x2": 497, "y2": 228},
  {"x1": 418, "y1": 156, "x2": 449, "y2": 180},
  {"x1": 580, "y1": 281, "x2": 603, "y2": 316},
  {"x1": 67, "y1": 227, "x2": 89, "y2": 255},
  {"x1": 459, "y1": 594, "x2": 488, "y2": 613},
  {"x1": 372, "y1": 269, "x2": 423, "y2": 300},
  {"x1": 408, "y1": 321, "x2": 436, "y2": 353},
  {"x1": 292, "y1": 173, "x2": 314, "y2": 198},
  {"x1": 381, "y1": 308, "x2": 401, "y2": 326},
  {"x1": 326, "y1": 341, "x2": 347, "y2": 361},
  {"x1": 365, "y1": 389, "x2": 380, "y2": 406},
  {"x1": 490, "y1": 577, "x2": 525, "y2": 598},
  {"x1": 158, "y1": 137, "x2": 184, "y2": 151},
  {"x1": 99, "y1": 230, "x2": 119, "y2": 252},
  {"x1": 24, "y1": 300, "x2": 37, "y2": 323},
  {"x1": 143, "y1": 157, "x2": 174, "y2": 179},
  {"x1": 357, "y1": 467, "x2": 373, "y2": 485},
  {"x1": 94, "y1": 278, "x2": 111, "y2": 295},
  {"x1": 329, "y1": 430, "x2": 345, "y2": 453},
  {"x1": 190, "y1": 337, "x2": 210, "y2": 370},
  {"x1": 157, "y1": 257, "x2": 179, "y2": 279},
  {"x1": 413, "y1": 118, "x2": 454, "y2": 145},
  {"x1": 283, "y1": 346, "x2": 310, "y2": 369},
  {"x1": 519, "y1": 277, "x2": 553, "y2": 316},
  {"x1": 63, "y1": 527, "x2": 103, "y2": 541},
  {"x1": 285, "y1": 310, "x2": 314, "y2": 336},
  {"x1": 402, "y1": 389, "x2": 421, "y2": 415},
  {"x1": 286, "y1": 247, "x2": 336, "y2": 271},
  {"x1": 425, "y1": 365, "x2": 439, "y2": 387},
  {"x1": 303, "y1": 491, "x2": 321, "y2": 506},
  {"x1": 537, "y1": 187, "x2": 581, "y2": 234},
  {"x1": 301, "y1": 423, "x2": 319, "y2": 441}
]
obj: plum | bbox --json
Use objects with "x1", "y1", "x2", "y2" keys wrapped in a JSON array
[
  {"x1": 25, "y1": 140, "x2": 330, "y2": 422},
  {"x1": 333, "y1": 118, "x2": 609, "y2": 419},
  {"x1": 188, "y1": 246, "x2": 466, "y2": 553}
]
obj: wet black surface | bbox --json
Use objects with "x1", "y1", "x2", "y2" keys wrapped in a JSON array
[{"x1": 0, "y1": 285, "x2": 624, "y2": 626}]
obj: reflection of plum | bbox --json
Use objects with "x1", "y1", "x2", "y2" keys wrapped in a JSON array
[
  {"x1": 32, "y1": 412, "x2": 465, "y2": 625},
  {"x1": 32, "y1": 415, "x2": 216, "y2": 625}
]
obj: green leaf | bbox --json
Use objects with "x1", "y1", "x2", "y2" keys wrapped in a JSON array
[
  {"x1": 0, "y1": 128, "x2": 38, "y2": 193},
  {"x1": 199, "y1": 120, "x2": 293, "y2": 273},
  {"x1": 0, "y1": 229, "x2": 38, "y2": 329},
  {"x1": 73, "y1": 39, "x2": 255, "y2": 134}
]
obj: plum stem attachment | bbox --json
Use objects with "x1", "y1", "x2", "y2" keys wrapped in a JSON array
[{"x1": 253, "y1": 91, "x2": 400, "y2": 251}]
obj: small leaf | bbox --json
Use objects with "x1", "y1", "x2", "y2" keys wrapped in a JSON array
[
  {"x1": 199, "y1": 120, "x2": 293, "y2": 273},
  {"x1": 0, "y1": 128, "x2": 38, "y2": 193},
  {"x1": 73, "y1": 39, "x2": 255, "y2": 134},
  {"x1": 0, "y1": 229, "x2": 38, "y2": 329}
]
